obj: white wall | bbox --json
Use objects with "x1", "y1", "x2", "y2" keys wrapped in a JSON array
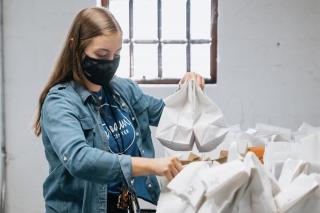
[
  {"x1": 145, "y1": 0, "x2": 320, "y2": 129},
  {"x1": 3, "y1": 1, "x2": 95, "y2": 212},
  {"x1": 214, "y1": 0, "x2": 320, "y2": 129},
  {"x1": 1, "y1": 0, "x2": 320, "y2": 212}
]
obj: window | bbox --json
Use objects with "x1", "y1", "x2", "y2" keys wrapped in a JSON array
[{"x1": 99, "y1": 0, "x2": 218, "y2": 84}]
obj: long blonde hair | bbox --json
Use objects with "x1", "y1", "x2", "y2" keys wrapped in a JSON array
[{"x1": 33, "y1": 7, "x2": 122, "y2": 137}]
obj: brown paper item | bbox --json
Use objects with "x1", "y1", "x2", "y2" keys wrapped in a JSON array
[{"x1": 180, "y1": 151, "x2": 228, "y2": 165}]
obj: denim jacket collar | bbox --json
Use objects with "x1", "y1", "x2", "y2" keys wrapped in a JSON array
[
  {"x1": 70, "y1": 79, "x2": 122, "y2": 105},
  {"x1": 70, "y1": 80, "x2": 93, "y2": 104}
]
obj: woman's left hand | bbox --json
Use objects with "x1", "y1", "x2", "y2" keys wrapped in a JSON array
[{"x1": 179, "y1": 72, "x2": 205, "y2": 90}]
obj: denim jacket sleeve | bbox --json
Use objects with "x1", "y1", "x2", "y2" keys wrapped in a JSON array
[
  {"x1": 41, "y1": 91, "x2": 132, "y2": 185},
  {"x1": 143, "y1": 93, "x2": 164, "y2": 126}
]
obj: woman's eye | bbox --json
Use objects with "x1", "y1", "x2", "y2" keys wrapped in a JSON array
[
  {"x1": 95, "y1": 52, "x2": 120, "y2": 60},
  {"x1": 96, "y1": 54, "x2": 109, "y2": 59}
]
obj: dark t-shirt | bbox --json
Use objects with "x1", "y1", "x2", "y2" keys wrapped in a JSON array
[{"x1": 95, "y1": 88, "x2": 140, "y2": 194}]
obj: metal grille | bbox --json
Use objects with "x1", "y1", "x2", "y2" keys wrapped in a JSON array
[{"x1": 105, "y1": 0, "x2": 217, "y2": 84}]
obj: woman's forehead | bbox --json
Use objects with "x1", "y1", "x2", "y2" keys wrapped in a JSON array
[{"x1": 89, "y1": 32, "x2": 122, "y2": 50}]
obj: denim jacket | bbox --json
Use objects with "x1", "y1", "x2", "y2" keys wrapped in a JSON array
[{"x1": 40, "y1": 77, "x2": 165, "y2": 213}]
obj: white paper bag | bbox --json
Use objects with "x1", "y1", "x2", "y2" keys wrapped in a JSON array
[
  {"x1": 263, "y1": 142, "x2": 301, "y2": 175},
  {"x1": 234, "y1": 152, "x2": 279, "y2": 213},
  {"x1": 275, "y1": 173, "x2": 319, "y2": 213},
  {"x1": 156, "y1": 80, "x2": 228, "y2": 152},
  {"x1": 227, "y1": 141, "x2": 248, "y2": 162},
  {"x1": 293, "y1": 123, "x2": 320, "y2": 144},
  {"x1": 255, "y1": 123, "x2": 292, "y2": 142},
  {"x1": 156, "y1": 188, "x2": 195, "y2": 213},
  {"x1": 302, "y1": 161, "x2": 320, "y2": 174},
  {"x1": 299, "y1": 133, "x2": 320, "y2": 162},
  {"x1": 167, "y1": 162, "x2": 210, "y2": 209},
  {"x1": 156, "y1": 162, "x2": 210, "y2": 213},
  {"x1": 197, "y1": 160, "x2": 250, "y2": 213},
  {"x1": 298, "y1": 122, "x2": 320, "y2": 135},
  {"x1": 274, "y1": 161, "x2": 320, "y2": 182},
  {"x1": 283, "y1": 174, "x2": 320, "y2": 213},
  {"x1": 278, "y1": 159, "x2": 307, "y2": 189}
]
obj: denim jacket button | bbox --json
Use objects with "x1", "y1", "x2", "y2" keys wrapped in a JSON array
[
  {"x1": 131, "y1": 117, "x2": 135, "y2": 121},
  {"x1": 63, "y1": 156, "x2": 68, "y2": 162},
  {"x1": 135, "y1": 132, "x2": 139, "y2": 137},
  {"x1": 148, "y1": 183, "x2": 152, "y2": 188}
]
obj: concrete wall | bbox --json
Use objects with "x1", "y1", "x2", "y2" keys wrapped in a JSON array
[{"x1": 1, "y1": 0, "x2": 320, "y2": 212}]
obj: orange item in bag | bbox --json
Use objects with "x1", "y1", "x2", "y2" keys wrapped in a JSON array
[{"x1": 248, "y1": 147, "x2": 265, "y2": 164}]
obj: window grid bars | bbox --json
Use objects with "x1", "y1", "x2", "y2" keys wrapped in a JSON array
[{"x1": 124, "y1": 0, "x2": 212, "y2": 79}]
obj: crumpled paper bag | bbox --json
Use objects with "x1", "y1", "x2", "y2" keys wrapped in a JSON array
[
  {"x1": 156, "y1": 161, "x2": 211, "y2": 213},
  {"x1": 275, "y1": 173, "x2": 319, "y2": 213},
  {"x1": 156, "y1": 80, "x2": 228, "y2": 152},
  {"x1": 233, "y1": 152, "x2": 280, "y2": 213},
  {"x1": 197, "y1": 160, "x2": 250, "y2": 213}
]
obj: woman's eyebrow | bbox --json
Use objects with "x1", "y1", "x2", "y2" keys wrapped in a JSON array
[{"x1": 96, "y1": 47, "x2": 122, "y2": 52}]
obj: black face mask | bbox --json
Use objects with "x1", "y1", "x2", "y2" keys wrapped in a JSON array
[{"x1": 81, "y1": 55, "x2": 120, "y2": 86}]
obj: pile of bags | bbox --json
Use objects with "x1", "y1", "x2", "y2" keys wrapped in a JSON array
[
  {"x1": 155, "y1": 80, "x2": 320, "y2": 213},
  {"x1": 156, "y1": 153, "x2": 320, "y2": 213}
]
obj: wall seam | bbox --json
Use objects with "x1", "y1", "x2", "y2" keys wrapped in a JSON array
[{"x1": 0, "y1": 0, "x2": 7, "y2": 211}]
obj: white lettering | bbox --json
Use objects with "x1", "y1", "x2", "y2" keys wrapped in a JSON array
[
  {"x1": 113, "y1": 123, "x2": 118, "y2": 132},
  {"x1": 118, "y1": 120, "x2": 126, "y2": 130}
]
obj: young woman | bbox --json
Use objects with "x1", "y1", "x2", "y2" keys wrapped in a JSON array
[{"x1": 33, "y1": 7, "x2": 205, "y2": 213}]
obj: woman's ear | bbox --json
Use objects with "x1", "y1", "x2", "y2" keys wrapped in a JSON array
[{"x1": 68, "y1": 37, "x2": 75, "y2": 49}]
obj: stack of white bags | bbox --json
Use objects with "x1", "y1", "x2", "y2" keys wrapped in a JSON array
[
  {"x1": 155, "y1": 81, "x2": 320, "y2": 213},
  {"x1": 157, "y1": 153, "x2": 320, "y2": 213}
]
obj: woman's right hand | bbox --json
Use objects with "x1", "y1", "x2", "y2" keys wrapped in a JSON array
[
  {"x1": 132, "y1": 156, "x2": 183, "y2": 181},
  {"x1": 150, "y1": 156, "x2": 183, "y2": 181}
]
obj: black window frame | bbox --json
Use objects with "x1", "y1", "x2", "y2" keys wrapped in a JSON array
[{"x1": 101, "y1": 0, "x2": 218, "y2": 84}]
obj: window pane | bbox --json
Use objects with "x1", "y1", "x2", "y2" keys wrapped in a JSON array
[
  {"x1": 133, "y1": 0, "x2": 157, "y2": 39},
  {"x1": 115, "y1": 43, "x2": 130, "y2": 78},
  {"x1": 190, "y1": 0, "x2": 211, "y2": 39},
  {"x1": 109, "y1": 0, "x2": 129, "y2": 40},
  {"x1": 162, "y1": 44, "x2": 186, "y2": 78},
  {"x1": 191, "y1": 44, "x2": 211, "y2": 78},
  {"x1": 162, "y1": 0, "x2": 186, "y2": 40},
  {"x1": 133, "y1": 44, "x2": 158, "y2": 80}
]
